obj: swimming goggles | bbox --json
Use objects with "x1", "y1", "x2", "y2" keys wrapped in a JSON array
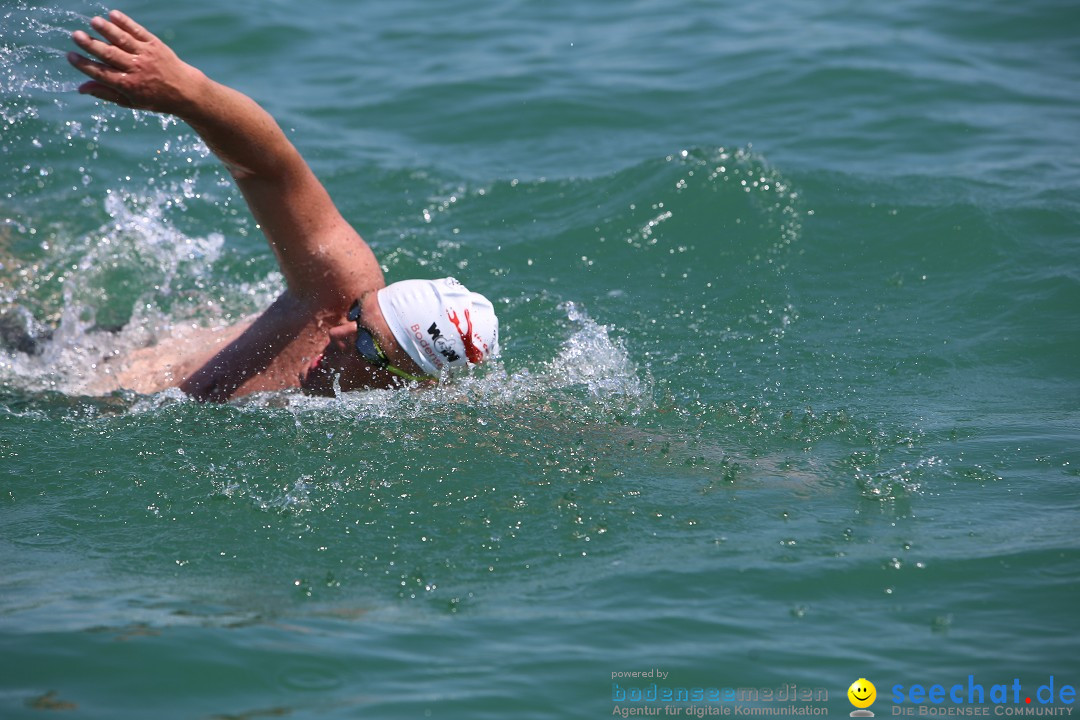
[{"x1": 348, "y1": 300, "x2": 431, "y2": 383}]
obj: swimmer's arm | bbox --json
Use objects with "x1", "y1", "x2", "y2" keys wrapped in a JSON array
[{"x1": 67, "y1": 10, "x2": 382, "y2": 310}]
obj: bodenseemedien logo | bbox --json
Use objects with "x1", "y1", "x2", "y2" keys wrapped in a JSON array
[{"x1": 848, "y1": 678, "x2": 877, "y2": 717}]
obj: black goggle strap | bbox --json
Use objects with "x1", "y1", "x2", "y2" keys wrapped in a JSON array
[{"x1": 348, "y1": 299, "x2": 432, "y2": 383}]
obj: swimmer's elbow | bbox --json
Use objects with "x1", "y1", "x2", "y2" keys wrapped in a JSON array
[
  {"x1": 179, "y1": 371, "x2": 230, "y2": 403},
  {"x1": 223, "y1": 160, "x2": 256, "y2": 181}
]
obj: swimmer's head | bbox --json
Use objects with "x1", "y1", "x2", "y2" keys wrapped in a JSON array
[{"x1": 377, "y1": 277, "x2": 499, "y2": 377}]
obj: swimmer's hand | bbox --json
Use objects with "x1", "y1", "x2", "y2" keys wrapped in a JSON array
[{"x1": 67, "y1": 10, "x2": 205, "y2": 115}]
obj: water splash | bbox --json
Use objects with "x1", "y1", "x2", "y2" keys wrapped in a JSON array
[
  {"x1": 855, "y1": 455, "x2": 942, "y2": 500},
  {"x1": 0, "y1": 4, "x2": 94, "y2": 96},
  {"x1": 0, "y1": 188, "x2": 279, "y2": 396},
  {"x1": 534, "y1": 300, "x2": 650, "y2": 406},
  {"x1": 227, "y1": 299, "x2": 654, "y2": 425}
]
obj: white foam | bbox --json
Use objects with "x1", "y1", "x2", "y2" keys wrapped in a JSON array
[
  {"x1": 0, "y1": 188, "x2": 278, "y2": 396},
  {"x1": 223, "y1": 301, "x2": 654, "y2": 423}
]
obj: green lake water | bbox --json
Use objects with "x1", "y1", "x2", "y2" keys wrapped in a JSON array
[{"x1": 2, "y1": 0, "x2": 1078, "y2": 717}]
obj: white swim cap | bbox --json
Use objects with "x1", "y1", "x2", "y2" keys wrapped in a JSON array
[{"x1": 376, "y1": 277, "x2": 500, "y2": 377}]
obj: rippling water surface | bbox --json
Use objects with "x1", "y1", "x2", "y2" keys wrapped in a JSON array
[{"x1": 2, "y1": 0, "x2": 1078, "y2": 717}]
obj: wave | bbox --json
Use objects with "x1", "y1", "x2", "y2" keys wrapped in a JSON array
[{"x1": 1, "y1": 140, "x2": 800, "y2": 409}]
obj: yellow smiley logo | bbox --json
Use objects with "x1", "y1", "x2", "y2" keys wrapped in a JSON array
[{"x1": 848, "y1": 678, "x2": 877, "y2": 710}]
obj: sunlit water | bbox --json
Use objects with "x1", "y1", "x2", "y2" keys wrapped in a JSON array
[{"x1": 2, "y1": 1, "x2": 1078, "y2": 718}]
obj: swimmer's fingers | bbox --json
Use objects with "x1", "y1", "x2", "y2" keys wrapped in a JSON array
[
  {"x1": 69, "y1": 11, "x2": 199, "y2": 115},
  {"x1": 105, "y1": 10, "x2": 157, "y2": 45},
  {"x1": 67, "y1": 50, "x2": 142, "y2": 109},
  {"x1": 70, "y1": 9, "x2": 159, "y2": 73},
  {"x1": 66, "y1": 50, "x2": 126, "y2": 88},
  {"x1": 71, "y1": 28, "x2": 136, "y2": 72},
  {"x1": 75, "y1": 80, "x2": 136, "y2": 109},
  {"x1": 90, "y1": 12, "x2": 146, "y2": 52}
]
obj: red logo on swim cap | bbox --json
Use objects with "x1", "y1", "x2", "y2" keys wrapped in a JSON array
[{"x1": 447, "y1": 308, "x2": 485, "y2": 364}]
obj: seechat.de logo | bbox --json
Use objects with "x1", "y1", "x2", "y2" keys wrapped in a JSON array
[{"x1": 849, "y1": 678, "x2": 877, "y2": 717}]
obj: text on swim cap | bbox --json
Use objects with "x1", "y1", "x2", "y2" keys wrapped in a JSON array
[
  {"x1": 410, "y1": 323, "x2": 443, "y2": 370},
  {"x1": 427, "y1": 322, "x2": 461, "y2": 363}
]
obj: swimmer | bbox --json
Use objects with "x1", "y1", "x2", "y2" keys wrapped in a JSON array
[{"x1": 66, "y1": 10, "x2": 498, "y2": 401}]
